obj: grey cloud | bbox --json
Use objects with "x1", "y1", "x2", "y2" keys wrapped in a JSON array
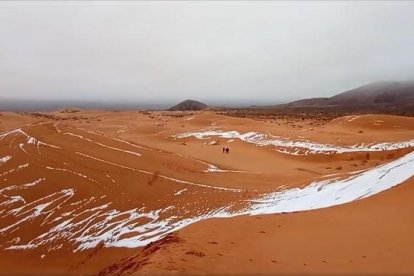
[{"x1": 1, "y1": 1, "x2": 414, "y2": 105}]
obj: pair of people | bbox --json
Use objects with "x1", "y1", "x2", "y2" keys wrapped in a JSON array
[{"x1": 222, "y1": 147, "x2": 230, "y2": 154}]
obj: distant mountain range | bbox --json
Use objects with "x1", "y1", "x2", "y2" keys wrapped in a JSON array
[
  {"x1": 284, "y1": 81, "x2": 414, "y2": 112},
  {"x1": 2, "y1": 81, "x2": 413, "y2": 113},
  {"x1": 0, "y1": 99, "x2": 170, "y2": 111},
  {"x1": 168, "y1": 99, "x2": 208, "y2": 111}
]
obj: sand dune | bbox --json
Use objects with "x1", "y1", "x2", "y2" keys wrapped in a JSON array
[
  {"x1": 0, "y1": 111, "x2": 413, "y2": 274},
  {"x1": 175, "y1": 128, "x2": 414, "y2": 155}
]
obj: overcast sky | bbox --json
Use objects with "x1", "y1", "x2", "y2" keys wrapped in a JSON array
[{"x1": 1, "y1": 1, "x2": 414, "y2": 105}]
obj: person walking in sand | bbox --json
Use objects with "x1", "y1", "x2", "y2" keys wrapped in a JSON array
[
  {"x1": 225, "y1": 147, "x2": 230, "y2": 154},
  {"x1": 222, "y1": 147, "x2": 225, "y2": 154}
]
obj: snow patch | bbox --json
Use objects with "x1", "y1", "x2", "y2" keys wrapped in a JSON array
[
  {"x1": 175, "y1": 129, "x2": 414, "y2": 155},
  {"x1": 0, "y1": 156, "x2": 11, "y2": 165},
  {"x1": 174, "y1": 188, "x2": 187, "y2": 195}
]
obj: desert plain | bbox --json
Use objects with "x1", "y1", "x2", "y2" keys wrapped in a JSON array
[{"x1": 0, "y1": 109, "x2": 413, "y2": 275}]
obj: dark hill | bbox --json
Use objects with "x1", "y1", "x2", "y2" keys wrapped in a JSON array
[
  {"x1": 286, "y1": 81, "x2": 414, "y2": 112},
  {"x1": 168, "y1": 99, "x2": 208, "y2": 111}
]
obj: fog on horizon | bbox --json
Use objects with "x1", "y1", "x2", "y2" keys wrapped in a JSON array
[{"x1": 1, "y1": 1, "x2": 414, "y2": 106}]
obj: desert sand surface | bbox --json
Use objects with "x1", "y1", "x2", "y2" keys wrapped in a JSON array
[{"x1": 0, "y1": 109, "x2": 413, "y2": 275}]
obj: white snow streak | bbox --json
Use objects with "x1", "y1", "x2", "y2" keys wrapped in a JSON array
[
  {"x1": 2, "y1": 150, "x2": 414, "y2": 251},
  {"x1": 175, "y1": 129, "x2": 414, "y2": 155},
  {"x1": 0, "y1": 156, "x2": 11, "y2": 166}
]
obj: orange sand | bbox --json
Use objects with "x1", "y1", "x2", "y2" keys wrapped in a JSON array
[{"x1": 0, "y1": 110, "x2": 413, "y2": 275}]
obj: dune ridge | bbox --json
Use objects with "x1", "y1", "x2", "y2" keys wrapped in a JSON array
[
  {"x1": 0, "y1": 111, "x2": 413, "y2": 275},
  {"x1": 176, "y1": 128, "x2": 414, "y2": 155},
  {"x1": 1, "y1": 121, "x2": 413, "y2": 253}
]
